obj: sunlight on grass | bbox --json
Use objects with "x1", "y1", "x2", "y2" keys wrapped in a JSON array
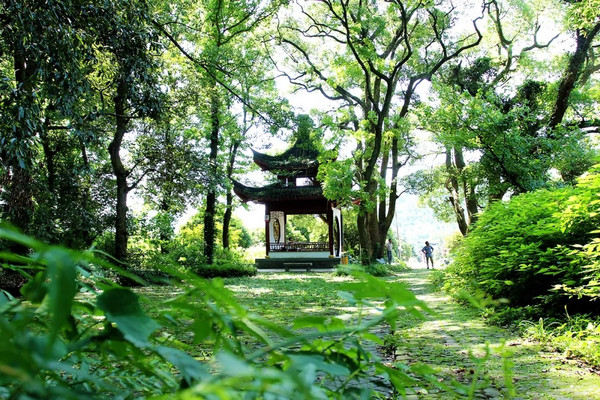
[{"x1": 227, "y1": 285, "x2": 274, "y2": 296}]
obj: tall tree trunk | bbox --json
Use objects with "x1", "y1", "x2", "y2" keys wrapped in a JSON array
[
  {"x1": 357, "y1": 131, "x2": 401, "y2": 264},
  {"x1": 445, "y1": 147, "x2": 469, "y2": 236},
  {"x1": 108, "y1": 78, "x2": 130, "y2": 264},
  {"x1": 357, "y1": 213, "x2": 372, "y2": 263},
  {"x1": 223, "y1": 139, "x2": 241, "y2": 249},
  {"x1": 222, "y1": 191, "x2": 232, "y2": 250},
  {"x1": 355, "y1": 103, "x2": 405, "y2": 264},
  {"x1": 465, "y1": 184, "x2": 479, "y2": 226},
  {"x1": 203, "y1": 85, "x2": 220, "y2": 264},
  {"x1": 454, "y1": 146, "x2": 479, "y2": 227},
  {"x1": 39, "y1": 122, "x2": 57, "y2": 194},
  {"x1": 549, "y1": 22, "x2": 600, "y2": 128},
  {"x1": 0, "y1": 37, "x2": 36, "y2": 294}
]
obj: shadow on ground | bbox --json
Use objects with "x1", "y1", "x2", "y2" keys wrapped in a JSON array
[{"x1": 386, "y1": 268, "x2": 600, "y2": 400}]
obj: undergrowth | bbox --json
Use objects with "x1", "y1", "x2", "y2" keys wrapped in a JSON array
[
  {"x1": 0, "y1": 227, "x2": 510, "y2": 399},
  {"x1": 335, "y1": 261, "x2": 410, "y2": 277},
  {"x1": 519, "y1": 315, "x2": 600, "y2": 368}
]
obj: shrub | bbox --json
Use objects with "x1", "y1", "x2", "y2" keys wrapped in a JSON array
[
  {"x1": 442, "y1": 165, "x2": 600, "y2": 316},
  {"x1": 388, "y1": 260, "x2": 410, "y2": 273},
  {"x1": 365, "y1": 263, "x2": 390, "y2": 276},
  {"x1": 336, "y1": 263, "x2": 400, "y2": 277},
  {"x1": 519, "y1": 315, "x2": 600, "y2": 368},
  {"x1": 192, "y1": 262, "x2": 257, "y2": 278},
  {"x1": 428, "y1": 269, "x2": 446, "y2": 290}
]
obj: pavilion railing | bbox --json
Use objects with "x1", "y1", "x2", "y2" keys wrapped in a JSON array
[{"x1": 270, "y1": 242, "x2": 329, "y2": 252}]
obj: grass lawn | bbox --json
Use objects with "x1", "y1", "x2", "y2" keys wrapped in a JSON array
[{"x1": 134, "y1": 268, "x2": 600, "y2": 399}]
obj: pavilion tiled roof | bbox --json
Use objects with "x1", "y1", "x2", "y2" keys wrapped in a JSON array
[
  {"x1": 252, "y1": 143, "x2": 320, "y2": 176},
  {"x1": 232, "y1": 180, "x2": 324, "y2": 204}
]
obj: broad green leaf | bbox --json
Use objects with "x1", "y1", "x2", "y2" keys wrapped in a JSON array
[
  {"x1": 191, "y1": 311, "x2": 213, "y2": 343},
  {"x1": 0, "y1": 226, "x2": 45, "y2": 250},
  {"x1": 361, "y1": 332, "x2": 384, "y2": 345},
  {"x1": 0, "y1": 291, "x2": 10, "y2": 308},
  {"x1": 216, "y1": 351, "x2": 254, "y2": 376},
  {"x1": 292, "y1": 316, "x2": 328, "y2": 330},
  {"x1": 44, "y1": 248, "x2": 78, "y2": 338},
  {"x1": 377, "y1": 364, "x2": 416, "y2": 393},
  {"x1": 20, "y1": 271, "x2": 47, "y2": 304},
  {"x1": 97, "y1": 289, "x2": 160, "y2": 347},
  {"x1": 155, "y1": 345, "x2": 207, "y2": 384},
  {"x1": 287, "y1": 353, "x2": 350, "y2": 377}
]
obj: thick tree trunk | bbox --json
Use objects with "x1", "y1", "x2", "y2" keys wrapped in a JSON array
[
  {"x1": 222, "y1": 140, "x2": 240, "y2": 250},
  {"x1": 0, "y1": 38, "x2": 36, "y2": 294},
  {"x1": 549, "y1": 22, "x2": 600, "y2": 129},
  {"x1": 357, "y1": 208, "x2": 390, "y2": 263},
  {"x1": 357, "y1": 213, "x2": 372, "y2": 263},
  {"x1": 39, "y1": 126, "x2": 57, "y2": 194},
  {"x1": 203, "y1": 86, "x2": 220, "y2": 264},
  {"x1": 356, "y1": 117, "x2": 403, "y2": 264},
  {"x1": 454, "y1": 147, "x2": 479, "y2": 228},
  {"x1": 222, "y1": 191, "x2": 232, "y2": 250},
  {"x1": 445, "y1": 148, "x2": 469, "y2": 236},
  {"x1": 109, "y1": 78, "x2": 130, "y2": 264},
  {"x1": 357, "y1": 149, "x2": 399, "y2": 263},
  {"x1": 465, "y1": 185, "x2": 479, "y2": 226}
]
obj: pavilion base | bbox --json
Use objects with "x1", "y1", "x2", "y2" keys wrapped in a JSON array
[{"x1": 255, "y1": 257, "x2": 340, "y2": 271}]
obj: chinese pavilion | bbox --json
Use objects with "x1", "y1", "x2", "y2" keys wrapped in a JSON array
[{"x1": 232, "y1": 123, "x2": 342, "y2": 270}]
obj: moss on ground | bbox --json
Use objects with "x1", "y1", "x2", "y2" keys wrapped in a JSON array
[
  {"x1": 139, "y1": 269, "x2": 600, "y2": 399},
  {"x1": 387, "y1": 268, "x2": 600, "y2": 399}
]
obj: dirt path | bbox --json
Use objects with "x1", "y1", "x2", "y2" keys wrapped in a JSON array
[{"x1": 388, "y1": 267, "x2": 600, "y2": 400}]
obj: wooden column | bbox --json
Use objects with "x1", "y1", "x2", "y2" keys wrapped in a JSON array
[
  {"x1": 327, "y1": 202, "x2": 334, "y2": 257},
  {"x1": 265, "y1": 205, "x2": 270, "y2": 257},
  {"x1": 339, "y1": 207, "x2": 344, "y2": 255}
]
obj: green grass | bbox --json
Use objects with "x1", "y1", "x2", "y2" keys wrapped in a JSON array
[{"x1": 134, "y1": 269, "x2": 600, "y2": 399}]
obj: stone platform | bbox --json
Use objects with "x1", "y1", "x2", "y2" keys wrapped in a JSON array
[{"x1": 255, "y1": 257, "x2": 340, "y2": 271}]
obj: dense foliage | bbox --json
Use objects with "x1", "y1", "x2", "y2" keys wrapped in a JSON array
[
  {"x1": 441, "y1": 165, "x2": 600, "y2": 317},
  {"x1": 1, "y1": 227, "x2": 473, "y2": 399},
  {"x1": 0, "y1": 0, "x2": 599, "y2": 395}
]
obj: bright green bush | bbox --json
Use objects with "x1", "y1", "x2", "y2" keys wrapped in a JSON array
[
  {"x1": 192, "y1": 261, "x2": 257, "y2": 278},
  {"x1": 336, "y1": 263, "x2": 398, "y2": 277},
  {"x1": 443, "y1": 165, "x2": 600, "y2": 315},
  {"x1": 365, "y1": 263, "x2": 390, "y2": 276}
]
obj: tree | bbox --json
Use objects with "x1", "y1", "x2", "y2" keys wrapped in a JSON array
[
  {"x1": 549, "y1": 0, "x2": 600, "y2": 128},
  {"x1": 222, "y1": 67, "x2": 291, "y2": 250},
  {"x1": 133, "y1": 66, "x2": 211, "y2": 252},
  {"x1": 87, "y1": 0, "x2": 164, "y2": 264},
  {"x1": 410, "y1": 0, "x2": 599, "y2": 234},
  {"x1": 154, "y1": 0, "x2": 288, "y2": 264},
  {"x1": 0, "y1": 0, "x2": 95, "y2": 245},
  {"x1": 276, "y1": 0, "x2": 483, "y2": 263}
]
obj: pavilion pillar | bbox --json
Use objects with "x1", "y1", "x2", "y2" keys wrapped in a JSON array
[
  {"x1": 340, "y1": 208, "x2": 344, "y2": 255},
  {"x1": 327, "y1": 201, "x2": 334, "y2": 257},
  {"x1": 265, "y1": 205, "x2": 270, "y2": 258}
]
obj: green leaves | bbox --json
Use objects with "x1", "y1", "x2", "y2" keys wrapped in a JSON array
[
  {"x1": 97, "y1": 288, "x2": 161, "y2": 348},
  {"x1": 442, "y1": 165, "x2": 600, "y2": 313},
  {"x1": 155, "y1": 346, "x2": 207, "y2": 384},
  {"x1": 44, "y1": 247, "x2": 78, "y2": 338},
  {"x1": 0, "y1": 226, "x2": 466, "y2": 398}
]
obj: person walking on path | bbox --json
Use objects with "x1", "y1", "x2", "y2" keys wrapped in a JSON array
[
  {"x1": 421, "y1": 241, "x2": 434, "y2": 269},
  {"x1": 385, "y1": 239, "x2": 393, "y2": 265}
]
